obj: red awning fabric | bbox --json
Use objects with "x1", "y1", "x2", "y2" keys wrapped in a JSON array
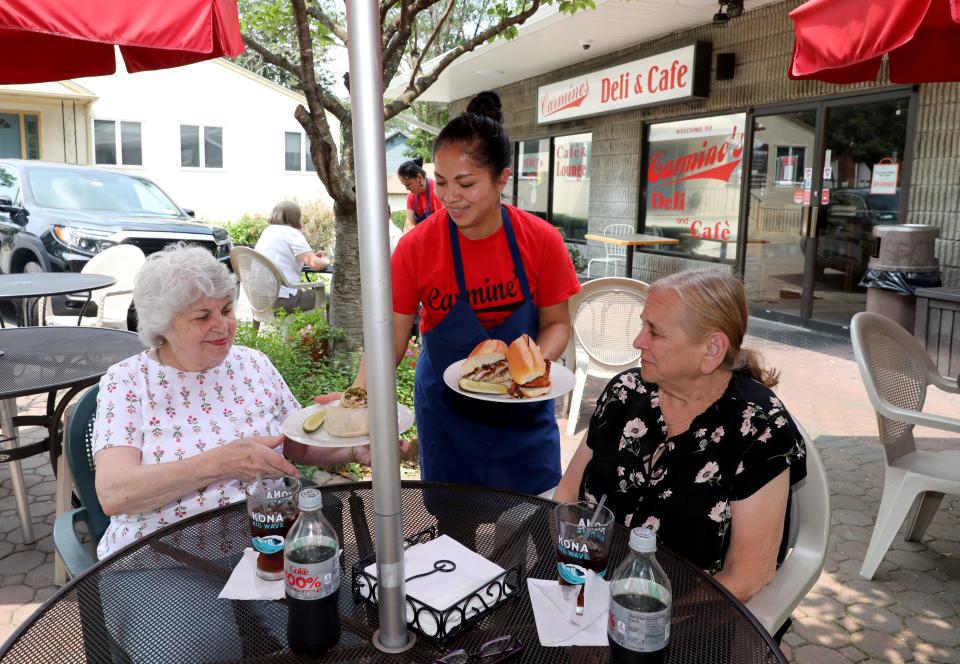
[
  {"x1": 789, "y1": 0, "x2": 960, "y2": 83},
  {"x1": 0, "y1": 0, "x2": 244, "y2": 84}
]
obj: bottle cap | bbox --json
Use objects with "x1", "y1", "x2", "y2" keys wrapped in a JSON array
[
  {"x1": 298, "y1": 487, "x2": 323, "y2": 510},
  {"x1": 630, "y1": 527, "x2": 657, "y2": 553}
]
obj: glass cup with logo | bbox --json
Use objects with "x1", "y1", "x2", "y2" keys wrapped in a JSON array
[
  {"x1": 555, "y1": 500, "x2": 615, "y2": 608},
  {"x1": 245, "y1": 476, "x2": 301, "y2": 580}
]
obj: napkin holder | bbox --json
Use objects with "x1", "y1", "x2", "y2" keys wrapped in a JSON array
[{"x1": 351, "y1": 527, "x2": 522, "y2": 646}]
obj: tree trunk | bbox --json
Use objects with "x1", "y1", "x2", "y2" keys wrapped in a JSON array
[{"x1": 329, "y1": 198, "x2": 363, "y2": 354}]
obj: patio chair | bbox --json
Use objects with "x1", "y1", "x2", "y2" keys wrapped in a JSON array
[
  {"x1": 44, "y1": 244, "x2": 146, "y2": 329},
  {"x1": 586, "y1": 223, "x2": 633, "y2": 278},
  {"x1": 563, "y1": 277, "x2": 649, "y2": 436},
  {"x1": 746, "y1": 422, "x2": 830, "y2": 639},
  {"x1": 850, "y1": 311, "x2": 960, "y2": 580},
  {"x1": 230, "y1": 247, "x2": 325, "y2": 328},
  {"x1": 53, "y1": 385, "x2": 107, "y2": 578}
]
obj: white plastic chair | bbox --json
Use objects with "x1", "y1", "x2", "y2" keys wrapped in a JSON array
[
  {"x1": 563, "y1": 277, "x2": 649, "y2": 436},
  {"x1": 850, "y1": 311, "x2": 960, "y2": 580},
  {"x1": 746, "y1": 422, "x2": 830, "y2": 637},
  {"x1": 44, "y1": 244, "x2": 146, "y2": 329},
  {"x1": 230, "y1": 247, "x2": 325, "y2": 326},
  {"x1": 586, "y1": 223, "x2": 633, "y2": 278}
]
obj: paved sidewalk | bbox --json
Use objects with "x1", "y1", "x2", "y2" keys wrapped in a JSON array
[{"x1": 2, "y1": 315, "x2": 959, "y2": 662}]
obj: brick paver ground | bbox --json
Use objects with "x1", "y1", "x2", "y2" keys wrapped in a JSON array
[{"x1": 2, "y1": 309, "x2": 959, "y2": 662}]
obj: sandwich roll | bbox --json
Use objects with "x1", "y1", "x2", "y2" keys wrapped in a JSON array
[
  {"x1": 458, "y1": 339, "x2": 512, "y2": 394},
  {"x1": 507, "y1": 334, "x2": 552, "y2": 398}
]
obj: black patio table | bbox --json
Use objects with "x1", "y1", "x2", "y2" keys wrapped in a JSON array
[
  {"x1": 0, "y1": 481, "x2": 787, "y2": 664},
  {"x1": 0, "y1": 326, "x2": 143, "y2": 543},
  {"x1": 0, "y1": 272, "x2": 116, "y2": 327}
]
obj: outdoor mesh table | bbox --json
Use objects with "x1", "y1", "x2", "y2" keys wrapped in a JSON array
[
  {"x1": 0, "y1": 327, "x2": 143, "y2": 543},
  {"x1": 0, "y1": 272, "x2": 115, "y2": 327},
  {"x1": 0, "y1": 481, "x2": 786, "y2": 664}
]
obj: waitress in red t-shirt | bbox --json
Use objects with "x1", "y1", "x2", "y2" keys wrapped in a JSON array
[
  {"x1": 399, "y1": 157, "x2": 443, "y2": 232},
  {"x1": 353, "y1": 91, "x2": 580, "y2": 495}
]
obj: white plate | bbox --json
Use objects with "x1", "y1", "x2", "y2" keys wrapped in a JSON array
[
  {"x1": 282, "y1": 400, "x2": 414, "y2": 447},
  {"x1": 443, "y1": 359, "x2": 576, "y2": 403}
]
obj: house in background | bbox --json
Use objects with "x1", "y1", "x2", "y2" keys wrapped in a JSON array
[{"x1": 0, "y1": 59, "x2": 339, "y2": 222}]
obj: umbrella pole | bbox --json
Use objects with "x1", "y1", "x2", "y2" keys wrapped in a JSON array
[{"x1": 345, "y1": 0, "x2": 414, "y2": 652}]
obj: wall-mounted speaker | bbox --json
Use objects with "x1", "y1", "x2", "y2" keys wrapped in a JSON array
[{"x1": 716, "y1": 53, "x2": 735, "y2": 81}]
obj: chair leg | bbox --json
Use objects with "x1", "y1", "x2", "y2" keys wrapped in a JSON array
[
  {"x1": 904, "y1": 491, "x2": 945, "y2": 542},
  {"x1": 860, "y1": 470, "x2": 917, "y2": 580},
  {"x1": 565, "y1": 368, "x2": 587, "y2": 437}
]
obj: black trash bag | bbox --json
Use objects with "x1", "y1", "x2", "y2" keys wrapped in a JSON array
[{"x1": 858, "y1": 269, "x2": 941, "y2": 295}]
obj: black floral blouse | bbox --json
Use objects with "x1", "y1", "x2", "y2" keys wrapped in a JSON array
[{"x1": 579, "y1": 369, "x2": 807, "y2": 574}]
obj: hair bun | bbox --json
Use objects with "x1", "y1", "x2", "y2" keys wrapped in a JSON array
[
  {"x1": 413, "y1": 156, "x2": 424, "y2": 167},
  {"x1": 466, "y1": 91, "x2": 504, "y2": 124}
]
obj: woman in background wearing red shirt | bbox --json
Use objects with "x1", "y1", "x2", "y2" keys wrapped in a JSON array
[
  {"x1": 399, "y1": 157, "x2": 443, "y2": 232},
  {"x1": 352, "y1": 91, "x2": 580, "y2": 495}
]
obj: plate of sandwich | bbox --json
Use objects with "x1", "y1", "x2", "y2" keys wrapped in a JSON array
[
  {"x1": 443, "y1": 334, "x2": 576, "y2": 403},
  {"x1": 282, "y1": 386, "x2": 414, "y2": 450}
]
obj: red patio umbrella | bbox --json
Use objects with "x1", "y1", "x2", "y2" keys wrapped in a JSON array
[
  {"x1": 789, "y1": 0, "x2": 960, "y2": 83},
  {"x1": 0, "y1": 0, "x2": 243, "y2": 84}
]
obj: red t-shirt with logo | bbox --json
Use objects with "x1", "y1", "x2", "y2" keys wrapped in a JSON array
[
  {"x1": 406, "y1": 179, "x2": 444, "y2": 219},
  {"x1": 392, "y1": 205, "x2": 581, "y2": 333}
]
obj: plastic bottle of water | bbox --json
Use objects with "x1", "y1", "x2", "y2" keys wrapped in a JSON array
[
  {"x1": 607, "y1": 527, "x2": 672, "y2": 663},
  {"x1": 284, "y1": 488, "x2": 341, "y2": 657}
]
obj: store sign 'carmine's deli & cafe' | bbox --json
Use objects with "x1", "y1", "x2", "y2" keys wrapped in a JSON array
[{"x1": 537, "y1": 42, "x2": 711, "y2": 124}]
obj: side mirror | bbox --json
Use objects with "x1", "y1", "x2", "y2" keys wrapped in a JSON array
[
  {"x1": 182, "y1": 208, "x2": 196, "y2": 218},
  {"x1": 0, "y1": 195, "x2": 12, "y2": 211}
]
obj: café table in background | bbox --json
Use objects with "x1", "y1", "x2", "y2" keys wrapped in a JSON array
[
  {"x1": 0, "y1": 327, "x2": 142, "y2": 551},
  {"x1": 0, "y1": 272, "x2": 116, "y2": 327},
  {"x1": 583, "y1": 232, "x2": 680, "y2": 278},
  {"x1": 0, "y1": 481, "x2": 787, "y2": 664}
]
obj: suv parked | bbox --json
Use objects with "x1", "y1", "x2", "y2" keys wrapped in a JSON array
[
  {"x1": 0, "y1": 160, "x2": 231, "y2": 322},
  {"x1": 818, "y1": 187, "x2": 901, "y2": 281}
]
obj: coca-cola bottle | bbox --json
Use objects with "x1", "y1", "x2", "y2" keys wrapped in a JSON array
[
  {"x1": 284, "y1": 488, "x2": 341, "y2": 657},
  {"x1": 607, "y1": 527, "x2": 672, "y2": 663}
]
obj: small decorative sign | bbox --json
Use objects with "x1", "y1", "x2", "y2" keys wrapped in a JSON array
[{"x1": 871, "y1": 158, "x2": 899, "y2": 195}]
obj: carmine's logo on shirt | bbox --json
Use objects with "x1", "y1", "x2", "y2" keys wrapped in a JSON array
[{"x1": 427, "y1": 277, "x2": 523, "y2": 315}]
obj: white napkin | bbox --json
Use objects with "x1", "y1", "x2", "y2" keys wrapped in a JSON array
[
  {"x1": 355, "y1": 535, "x2": 511, "y2": 637},
  {"x1": 527, "y1": 570, "x2": 609, "y2": 646},
  {"x1": 218, "y1": 548, "x2": 285, "y2": 600}
]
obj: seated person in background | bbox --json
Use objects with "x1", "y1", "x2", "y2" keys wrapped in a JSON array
[
  {"x1": 93, "y1": 244, "x2": 367, "y2": 559},
  {"x1": 254, "y1": 200, "x2": 330, "y2": 312},
  {"x1": 555, "y1": 269, "x2": 807, "y2": 603}
]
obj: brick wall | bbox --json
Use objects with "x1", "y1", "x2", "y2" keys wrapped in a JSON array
[{"x1": 449, "y1": 0, "x2": 960, "y2": 285}]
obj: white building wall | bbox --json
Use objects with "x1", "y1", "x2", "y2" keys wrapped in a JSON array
[{"x1": 75, "y1": 60, "x2": 339, "y2": 222}]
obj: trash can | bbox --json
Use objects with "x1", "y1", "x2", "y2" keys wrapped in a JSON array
[{"x1": 859, "y1": 224, "x2": 941, "y2": 331}]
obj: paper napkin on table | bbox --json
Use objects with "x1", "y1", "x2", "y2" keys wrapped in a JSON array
[
  {"x1": 356, "y1": 534, "x2": 511, "y2": 637},
  {"x1": 218, "y1": 548, "x2": 285, "y2": 600},
  {"x1": 527, "y1": 571, "x2": 609, "y2": 646}
]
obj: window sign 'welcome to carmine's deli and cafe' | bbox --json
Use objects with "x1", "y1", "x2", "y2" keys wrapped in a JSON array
[{"x1": 537, "y1": 42, "x2": 711, "y2": 124}]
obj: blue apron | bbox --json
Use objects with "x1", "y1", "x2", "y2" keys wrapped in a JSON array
[
  {"x1": 413, "y1": 180, "x2": 434, "y2": 225},
  {"x1": 414, "y1": 207, "x2": 561, "y2": 494}
]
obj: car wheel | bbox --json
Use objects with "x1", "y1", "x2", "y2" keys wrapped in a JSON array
[{"x1": 19, "y1": 260, "x2": 45, "y2": 326}]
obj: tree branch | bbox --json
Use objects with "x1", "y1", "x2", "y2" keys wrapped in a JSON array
[
  {"x1": 385, "y1": 0, "x2": 543, "y2": 119},
  {"x1": 242, "y1": 35, "x2": 301, "y2": 80},
  {"x1": 407, "y1": 0, "x2": 455, "y2": 89},
  {"x1": 305, "y1": 2, "x2": 348, "y2": 44}
]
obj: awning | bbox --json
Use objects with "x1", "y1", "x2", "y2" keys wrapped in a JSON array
[
  {"x1": 789, "y1": 0, "x2": 960, "y2": 83},
  {"x1": 0, "y1": 0, "x2": 244, "y2": 84}
]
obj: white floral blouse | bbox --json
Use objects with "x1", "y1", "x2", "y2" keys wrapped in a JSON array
[
  {"x1": 580, "y1": 369, "x2": 807, "y2": 574},
  {"x1": 92, "y1": 346, "x2": 300, "y2": 558}
]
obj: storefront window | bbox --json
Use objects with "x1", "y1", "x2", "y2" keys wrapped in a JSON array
[
  {"x1": 644, "y1": 113, "x2": 746, "y2": 261},
  {"x1": 516, "y1": 139, "x2": 549, "y2": 217},
  {"x1": 551, "y1": 133, "x2": 591, "y2": 241}
]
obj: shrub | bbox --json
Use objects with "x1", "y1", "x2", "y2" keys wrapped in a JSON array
[
  {"x1": 391, "y1": 210, "x2": 406, "y2": 230},
  {"x1": 300, "y1": 200, "x2": 336, "y2": 253},
  {"x1": 224, "y1": 213, "x2": 267, "y2": 246}
]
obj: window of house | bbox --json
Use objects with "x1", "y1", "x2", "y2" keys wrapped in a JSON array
[
  {"x1": 0, "y1": 112, "x2": 40, "y2": 160},
  {"x1": 181, "y1": 124, "x2": 223, "y2": 168},
  {"x1": 644, "y1": 113, "x2": 746, "y2": 262},
  {"x1": 551, "y1": 133, "x2": 592, "y2": 241},
  {"x1": 284, "y1": 132, "x2": 316, "y2": 172},
  {"x1": 94, "y1": 120, "x2": 142, "y2": 166}
]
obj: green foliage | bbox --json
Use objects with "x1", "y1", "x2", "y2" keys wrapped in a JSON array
[
  {"x1": 567, "y1": 243, "x2": 588, "y2": 274},
  {"x1": 224, "y1": 213, "x2": 268, "y2": 246},
  {"x1": 402, "y1": 103, "x2": 449, "y2": 163},
  {"x1": 391, "y1": 210, "x2": 406, "y2": 230},
  {"x1": 299, "y1": 200, "x2": 336, "y2": 251}
]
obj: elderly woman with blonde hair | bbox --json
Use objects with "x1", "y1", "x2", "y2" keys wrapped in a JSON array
[
  {"x1": 93, "y1": 244, "x2": 361, "y2": 559},
  {"x1": 555, "y1": 269, "x2": 807, "y2": 603}
]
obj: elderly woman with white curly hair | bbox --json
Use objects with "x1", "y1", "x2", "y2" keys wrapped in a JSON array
[{"x1": 93, "y1": 243, "x2": 361, "y2": 559}]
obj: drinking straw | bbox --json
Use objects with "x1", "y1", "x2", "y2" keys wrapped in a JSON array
[{"x1": 588, "y1": 494, "x2": 608, "y2": 528}]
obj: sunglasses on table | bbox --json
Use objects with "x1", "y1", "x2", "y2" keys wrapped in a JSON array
[{"x1": 433, "y1": 635, "x2": 524, "y2": 664}]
